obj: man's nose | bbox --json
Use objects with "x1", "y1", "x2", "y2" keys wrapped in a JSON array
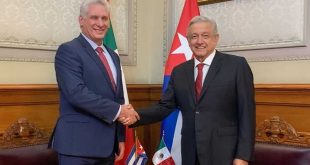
[
  {"x1": 197, "y1": 36, "x2": 203, "y2": 43},
  {"x1": 97, "y1": 19, "x2": 106, "y2": 27}
]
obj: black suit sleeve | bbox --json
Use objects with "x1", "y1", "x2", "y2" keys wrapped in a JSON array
[
  {"x1": 131, "y1": 70, "x2": 178, "y2": 127},
  {"x1": 235, "y1": 57, "x2": 256, "y2": 161}
]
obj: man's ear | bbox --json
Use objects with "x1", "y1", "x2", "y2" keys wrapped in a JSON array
[
  {"x1": 214, "y1": 34, "x2": 220, "y2": 42},
  {"x1": 78, "y1": 16, "x2": 84, "y2": 28}
]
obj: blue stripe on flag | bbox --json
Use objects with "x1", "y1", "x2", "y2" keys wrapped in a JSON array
[
  {"x1": 133, "y1": 156, "x2": 148, "y2": 165},
  {"x1": 125, "y1": 145, "x2": 136, "y2": 165},
  {"x1": 161, "y1": 75, "x2": 180, "y2": 151},
  {"x1": 162, "y1": 76, "x2": 170, "y2": 92},
  {"x1": 141, "y1": 158, "x2": 147, "y2": 165},
  {"x1": 161, "y1": 110, "x2": 179, "y2": 151}
]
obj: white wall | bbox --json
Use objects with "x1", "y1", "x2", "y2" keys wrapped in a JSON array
[
  {"x1": 123, "y1": 0, "x2": 165, "y2": 84},
  {"x1": 0, "y1": 61, "x2": 55, "y2": 84},
  {"x1": 249, "y1": 60, "x2": 310, "y2": 83},
  {"x1": 0, "y1": 0, "x2": 309, "y2": 84}
]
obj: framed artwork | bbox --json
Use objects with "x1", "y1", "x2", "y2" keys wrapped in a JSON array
[
  {"x1": 197, "y1": 0, "x2": 231, "y2": 5},
  {"x1": 0, "y1": 0, "x2": 137, "y2": 65},
  {"x1": 110, "y1": 0, "x2": 137, "y2": 65},
  {"x1": 199, "y1": 0, "x2": 307, "y2": 52}
]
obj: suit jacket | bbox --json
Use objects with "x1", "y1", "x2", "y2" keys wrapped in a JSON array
[
  {"x1": 133, "y1": 51, "x2": 255, "y2": 165},
  {"x1": 50, "y1": 34, "x2": 125, "y2": 158}
]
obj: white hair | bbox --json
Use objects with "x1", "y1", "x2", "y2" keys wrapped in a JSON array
[
  {"x1": 80, "y1": 0, "x2": 110, "y2": 17},
  {"x1": 187, "y1": 16, "x2": 218, "y2": 37}
]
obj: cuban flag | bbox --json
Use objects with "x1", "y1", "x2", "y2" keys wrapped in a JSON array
[
  {"x1": 161, "y1": 0, "x2": 200, "y2": 164},
  {"x1": 125, "y1": 138, "x2": 148, "y2": 165}
]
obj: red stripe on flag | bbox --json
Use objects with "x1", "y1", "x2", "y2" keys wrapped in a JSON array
[
  {"x1": 115, "y1": 127, "x2": 134, "y2": 165},
  {"x1": 158, "y1": 157, "x2": 175, "y2": 165}
]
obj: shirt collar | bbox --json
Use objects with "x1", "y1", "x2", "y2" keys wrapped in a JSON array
[
  {"x1": 81, "y1": 33, "x2": 108, "y2": 53},
  {"x1": 194, "y1": 49, "x2": 216, "y2": 67}
]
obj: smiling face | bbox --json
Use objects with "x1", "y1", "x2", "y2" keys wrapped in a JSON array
[
  {"x1": 187, "y1": 21, "x2": 219, "y2": 62},
  {"x1": 79, "y1": 3, "x2": 109, "y2": 46}
]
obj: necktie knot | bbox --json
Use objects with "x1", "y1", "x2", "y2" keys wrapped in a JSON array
[
  {"x1": 197, "y1": 63, "x2": 204, "y2": 70},
  {"x1": 96, "y1": 47, "x2": 104, "y2": 54}
]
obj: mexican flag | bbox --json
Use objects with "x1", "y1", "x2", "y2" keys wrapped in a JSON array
[
  {"x1": 103, "y1": 21, "x2": 118, "y2": 54},
  {"x1": 103, "y1": 20, "x2": 135, "y2": 165},
  {"x1": 152, "y1": 138, "x2": 175, "y2": 165}
]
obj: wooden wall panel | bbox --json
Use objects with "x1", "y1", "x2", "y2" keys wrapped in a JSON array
[
  {"x1": 0, "y1": 85, "x2": 59, "y2": 135},
  {"x1": 0, "y1": 105, "x2": 58, "y2": 131},
  {"x1": 0, "y1": 85, "x2": 59, "y2": 148},
  {"x1": 255, "y1": 84, "x2": 310, "y2": 133},
  {"x1": 0, "y1": 84, "x2": 310, "y2": 157}
]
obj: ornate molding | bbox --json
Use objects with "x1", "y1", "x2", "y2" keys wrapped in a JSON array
[
  {"x1": 197, "y1": 0, "x2": 231, "y2": 6},
  {"x1": 119, "y1": 0, "x2": 137, "y2": 66},
  {"x1": 0, "y1": 118, "x2": 50, "y2": 149},
  {"x1": 162, "y1": 0, "x2": 168, "y2": 65},
  {"x1": 245, "y1": 56, "x2": 310, "y2": 62},
  {"x1": 109, "y1": 0, "x2": 137, "y2": 66},
  {"x1": 0, "y1": 57, "x2": 53, "y2": 63},
  {"x1": 256, "y1": 116, "x2": 310, "y2": 147}
]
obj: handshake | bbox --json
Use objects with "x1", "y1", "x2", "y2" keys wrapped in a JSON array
[{"x1": 118, "y1": 104, "x2": 140, "y2": 125}]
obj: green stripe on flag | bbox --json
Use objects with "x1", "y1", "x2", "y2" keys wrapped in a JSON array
[
  {"x1": 103, "y1": 20, "x2": 117, "y2": 51},
  {"x1": 158, "y1": 138, "x2": 165, "y2": 150}
]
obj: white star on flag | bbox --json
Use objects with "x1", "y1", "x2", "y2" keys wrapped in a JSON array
[{"x1": 171, "y1": 33, "x2": 192, "y2": 61}]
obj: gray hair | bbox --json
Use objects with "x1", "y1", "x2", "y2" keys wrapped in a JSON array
[
  {"x1": 186, "y1": 16, "x2": 218, "y2": 37},
  {"x1": 80, "y1": 0, "x2": 110, "y2": 17}
]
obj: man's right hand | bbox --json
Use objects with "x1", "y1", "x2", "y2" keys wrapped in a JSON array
[{"x1": 118, "y1": 104, "x2": 140, "y2": 125}]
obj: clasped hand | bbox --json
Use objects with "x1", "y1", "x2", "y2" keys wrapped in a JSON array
[{"x1": 118, "y1": 104, "x2": 140, "y2": 125}]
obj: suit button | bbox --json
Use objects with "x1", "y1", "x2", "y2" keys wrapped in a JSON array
[{"x1": 196, "y1": 111, "x2": 200, "y2": 114}]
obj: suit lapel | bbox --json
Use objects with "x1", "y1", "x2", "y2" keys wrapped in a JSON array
[
  {"x1": 77, "y1": 35, "x2": 116, "y2": 93},
  {"x1": 199, "y1": 52, "x2": 223, "y2": 102},
  {"x1": 184, "y1": 59, "x2": 196, "y2": 104}
]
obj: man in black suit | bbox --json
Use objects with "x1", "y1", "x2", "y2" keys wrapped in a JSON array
[{"x1": 126, "y1": 16, "x2": 255, "y2": 165}]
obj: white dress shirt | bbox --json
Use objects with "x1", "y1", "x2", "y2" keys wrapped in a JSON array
[{"x1": 194, "y1": 50, "x2": 216, "y2": 84}]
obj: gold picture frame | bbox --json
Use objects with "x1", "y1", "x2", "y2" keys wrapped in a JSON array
[{"x1": 197, "y1": 0, "x2": 231, "y2": 6}]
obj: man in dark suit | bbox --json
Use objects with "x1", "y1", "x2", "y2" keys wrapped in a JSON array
[
  {"x1": 50, "y1": 0, "x2": 139, "y2": 164},
  {"x1": 127, "y1": 16, "x2": 255, "y2": 165}
]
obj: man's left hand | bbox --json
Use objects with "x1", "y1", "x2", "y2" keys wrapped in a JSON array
[{"x1": 115, "y1": 142, "x2": 125, "y2": 162}]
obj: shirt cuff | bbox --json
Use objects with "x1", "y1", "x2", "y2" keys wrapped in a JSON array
[{"x1": 113, "y1": 105, "x2": 121, "y2": 122}]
